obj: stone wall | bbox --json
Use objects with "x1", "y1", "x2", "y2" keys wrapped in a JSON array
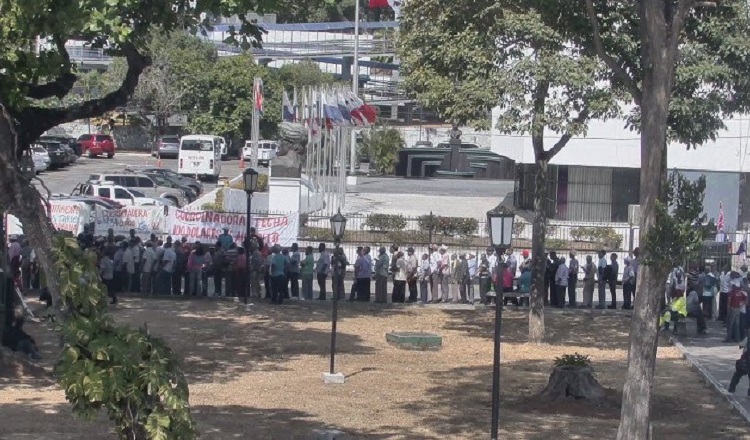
[{"x1": 396, "y1": 125, "x2": 492, "y2": 149}]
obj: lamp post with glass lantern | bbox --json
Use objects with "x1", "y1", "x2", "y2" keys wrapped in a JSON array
[
  {"x1": 486, "y1": 204, "x2": 515, "y2": 440},
  {"x1": 328, "y1": 210, "x2": 347, "y2": 377},
  {"x1": 242, "y1": 168, "x2": 259, "y2": 306}
]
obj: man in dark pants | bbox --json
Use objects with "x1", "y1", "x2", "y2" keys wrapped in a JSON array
[
  {"x1": 607, "y1": 253, "x2": 619, "y2": 309},
  {"x1": 172, "y1": 244, "x2": 184, "y2": 295},
  {"x1": 406, "y1": 247, "x2": 419, "y2": 302},
  {"x1": 567, "y1": 251, "x2": 579, "y2": 308},
  {"x1": 596, "y1": 249, "x2": 608, "y2": 309},
  {"x1": 546, "y1": 252, "x2": 559, "y2": 307},
  {"x1": 315, "y1": 243, "x2": 330, "y2": 300},
  {"x1": 288, "y1": 243, "x2": 301, "y2": 299}
]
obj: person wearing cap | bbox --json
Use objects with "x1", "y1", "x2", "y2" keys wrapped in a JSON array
[
  {"x1": 406, "y1": 247, "x2": 419, "y2": 302},
  {"x1": 218, "y1": 227, "x2": 233, "y2": 250},
  {"x1": 519, "y1": 249, "x2": 531, "y2": 273}
]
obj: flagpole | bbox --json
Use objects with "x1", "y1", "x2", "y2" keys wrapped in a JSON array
[
  {"x1": 349, "y1": 0, "x2": 361, "y2": 179},
  {"x1": 251, "y1": 77, "x2": 260, "y2": 169}
]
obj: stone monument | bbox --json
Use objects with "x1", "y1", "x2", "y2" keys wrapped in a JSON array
[
  {"x1": 436, "y1": 122, "x2": 474, "y2": 177},
  {"x1": 269, "y1": 122, "x2": 307, "y2": 213}
]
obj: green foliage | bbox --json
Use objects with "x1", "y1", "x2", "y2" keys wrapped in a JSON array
[
  {"x1": 361, "y1": 127, "x2": 403, "y2": 174},
  {"x1": 554, "y1": 353, "x2": 592, "y2": 369},
  {"x1": 302, "y1": 227, "x2": 353, "y2": 242},
  {"x1": 417, "y1": 215, "x2": 479, "y2": 237},
  {"x1": 228, "y1": 174, "x2": 268, "y2": 193},
  {"x1": 545, "y1": 238, "x2": 569, "y2": 251},
  {"x1": 570, "y1": 227, "x2": 622, "y2": 250},
  {"x1": 53, "y1": 236, "x2": 196, "y2": 440},
  {"x1": 642, "y1": 172, "x2": 708, "y2": 270},
  {"x1": 385, "y1": 230, "x2": 430, "y2": 245},
  {"x1": 364, "y1": 214, "x2": 407, "y2": 232},
  {"x1": 513, "y1": 222, "x2": 527, "y2": 238},
  {"x1": 278, "y1": 61, "x2": 336, "y2": 89}
]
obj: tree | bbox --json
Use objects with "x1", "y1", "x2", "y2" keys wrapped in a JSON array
[
  {"x1": 277, "y1": 60, "x2": 336, "y2": 89},
  {"x1": 0, "y1": 0, "x2": 270, "y2": 314},
  {"x1": 398, "y1": 0, "x2": 620, "y2": 342},
  {"x1": 185, "y1": 54, "x2": 282, "y2": 143},
  {"x1": 361, "y1": 126, "x2": 403, "y2": 174},
  {"x1": 572, "y1": 2, "x2": 750, "y2": 437}
]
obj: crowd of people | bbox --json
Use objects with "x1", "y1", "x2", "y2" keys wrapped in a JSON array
[{"x1": 6, "y1": 229, "x2": 643, "y2": 309}]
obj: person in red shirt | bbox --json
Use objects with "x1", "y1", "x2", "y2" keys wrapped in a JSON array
[{"x1": 726, "y1": 275, "x2": 747, "y2": 343}]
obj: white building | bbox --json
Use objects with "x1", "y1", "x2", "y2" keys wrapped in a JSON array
[{"x1": 490, "y1": 108, "x2": 750, "y2": 230}]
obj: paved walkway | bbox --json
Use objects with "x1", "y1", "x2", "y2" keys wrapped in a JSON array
[{"x1": 676, "y1": 320, "x2": 750, "y2": 423}]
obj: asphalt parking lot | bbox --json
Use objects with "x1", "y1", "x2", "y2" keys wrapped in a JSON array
[{"x1": 33, "y1": 152, "x2": 254, "y2": 196}]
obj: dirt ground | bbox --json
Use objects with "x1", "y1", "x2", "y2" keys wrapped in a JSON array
[{"x1": 1, "y1": 297, "x2": 749, "y2": 440}]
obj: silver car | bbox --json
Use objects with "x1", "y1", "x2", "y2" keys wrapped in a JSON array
[
  {"x1": 151, "y1": 135, "x2": 180, "y2": 158},
  {"x1": 88, "y1": 173, "x2": 188, "y2": 207}
]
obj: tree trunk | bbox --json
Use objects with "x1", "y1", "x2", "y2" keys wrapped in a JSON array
[
  {"x1": 529, "y1": 159, "x2": 548, "y2": 343},
  {"x1": 0, "y1": 108, "x2": 62, "y2": 315},
  {"x1": 617, "y1": 3, "x2": 672, "y2": 438},
  {"x1": 540, "y1": 365, "x2": 606, "y2": 403}
]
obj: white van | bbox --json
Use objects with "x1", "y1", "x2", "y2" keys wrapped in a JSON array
[
  {"x1": 178, "y1": 135, "x2": 222, "y2": 181},
  {"x1": 242, "y1": 140, "x2": 278, "y2": 167}
]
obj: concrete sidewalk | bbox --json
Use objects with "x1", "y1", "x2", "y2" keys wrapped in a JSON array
[{"x1": 675, "y1": 320, "x2": 750, "y2": 424}]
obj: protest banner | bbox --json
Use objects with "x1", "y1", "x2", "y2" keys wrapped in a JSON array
[
  {"x1": 167, "y1": 209, "x2": 298, "y2": 246},
  {"x1": 6, "y1": 201, "x2": 92, "y2": 236},
  {"x1": 94, "y1": 205, "x2": 167, "y2": 239}
]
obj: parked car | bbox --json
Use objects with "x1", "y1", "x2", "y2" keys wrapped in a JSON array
[
  {"x1": 77, "y1": 133, "x2": 116, "y2": 158},
  {"x1": 124, "y1": 165, "x2": 203, "y2": 195},
  {"x1": 40, "y1": 135, "x2": 81, "y2": 156},
  {"x1": 32, "y1": 145, "x2": 50, "y2": 173},
  {"x1": 61, "y1": 144, "x2": 77, "y2": 164},
  {"x1": 151, "y1": 135, "x2": 180, "y2": 158},
  {"x1": 87, "y1": 173, "x2": 188, "y2": 207},
  {"x1": 72, "y1": 182, "x2": 167, "y2": 207},
  {"x1": 36, "y1": 141, "x2": 68, "y2": 169}
]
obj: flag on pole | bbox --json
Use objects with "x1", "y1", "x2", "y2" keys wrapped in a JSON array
[
  {"x1": 735, "y1": 240, "x2": 747, "y2": 256},
  {"x1": 337, "y1": 93, "x2": 353, "y2": 124},
  {"x1": 254, "y1": 78, "x2": 264, "y2": 116},
  {"x1": 369, "y1": 0, "x2": 401, "y2": 14},
  {"x1": 718, "y1": 201, "x2": 725, "y2": 233},
  {"x1": 282, "y1": 90, "x2": 295, "y2": 122}
]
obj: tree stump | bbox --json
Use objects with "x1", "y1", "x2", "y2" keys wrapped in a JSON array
[{"x1": 539, "y1": 365, "x2": 606, "y2": 403}]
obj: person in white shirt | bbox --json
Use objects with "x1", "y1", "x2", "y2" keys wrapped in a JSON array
[
  {"x1": 123, "y1": 241, "x2": 136, "y2": 293},
  {"x1": 720, "y1": 265, "x2": 732, "y2": 322},
  {"x1": 158, "y1": 242, "x2": 177, "y2": 295},
  {"x1": 141, "y1": 242, "x2": 156, "y2": 295},
  {"x1": 467, "y1": 253, "x2": 478, "y2": 302},
  {"x1": 429, "y1": 245, "x2": 441, "y2": 302},
  {"x1": 555, "y1": 257, "x2": 569, "y2": 308},
  {"x1": 487, "y1": 248, "x2": 498, "y2": 275}
]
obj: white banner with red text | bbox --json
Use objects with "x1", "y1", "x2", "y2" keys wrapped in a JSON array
[
  {"x1": 166, "y1": 210, "x2": 299, "y2": 246},
  {"x1": 6, "y1": 201, "x2": 93, "y2": 237},
  {"x1": 94, "y1": 206, "x2": 168, "y2": 239}
]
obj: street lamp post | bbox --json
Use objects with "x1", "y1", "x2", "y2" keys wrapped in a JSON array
[
  {"x1": 486, "y1": 204, "x2": 515, "y2": 440},
  {"x1": 243, "y1": 167, "x2": 259, "y2": 307},
  {"x1": 329, "y1": 209, "x2": 347, "y2": 376}
]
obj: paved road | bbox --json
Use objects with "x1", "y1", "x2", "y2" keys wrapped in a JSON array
[{"x1": 678, "y1": 320, "x2": 750, "y2": 422}]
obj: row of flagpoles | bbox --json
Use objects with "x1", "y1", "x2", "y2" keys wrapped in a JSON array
[{"x1": 245, "y1": 78, "x2": 379, "y2": 215}]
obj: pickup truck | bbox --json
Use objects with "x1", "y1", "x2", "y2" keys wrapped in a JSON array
[{"x1": 72, "y1": 182, "x2": 171, "y2": 207}]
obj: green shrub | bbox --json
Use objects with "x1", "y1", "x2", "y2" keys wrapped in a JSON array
[
  {"x1": 302, "y1": 227, "x2": 354, "y2": 242},
  {"x1": 417, "y1": 215, "x2": 479, "y2": 236},
  {"x1": 513, "y1": 221, "x2": 527, "y2": 237},
  {"x1": 364, "y1": 214, "x2": 407, "y2": 232},
  {"x1": 570, "y1": 227, "x2": 622, "y2": 250},
  {"x1": 546, "y1": 238, "x2": 569, "y2": 250},
  {"x1": 554, "y1": 353, "x2": 592, "y2": 368},
  {"x1": 229, "y1": 173, "x2": 268, "y2": 192}
]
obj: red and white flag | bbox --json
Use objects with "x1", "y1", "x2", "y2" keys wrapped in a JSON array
[
  {"x1": 369, "y1": 0, "x2": 401, "y2": 15},
  {"x1": 718, "y1": 201, "x2": 725, "y2": 232},
  {"x1": 253, "y1": 78, "x2": 264, "y2": 116}
]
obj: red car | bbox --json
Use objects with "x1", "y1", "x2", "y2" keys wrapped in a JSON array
[{"x1": 77, "y1": 134, "x2": 115, "y2": 158}]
